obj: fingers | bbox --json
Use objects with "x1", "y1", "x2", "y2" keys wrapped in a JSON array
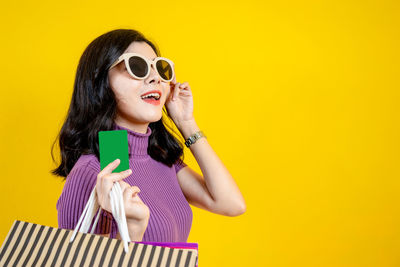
[
  {"x1": 95, "y1": 159, "x2": 134, "y2": 213},
  {"x1": 98, "y1": 158, "x2": 121, "y2": 177},
  {"x1": 179, "y1": 82, "x2": 191, "y2": 96},
  {"x1": 130, "y1": 186, "x2": 141, "y2": 198},
  {"x1": 169, "y1": 69, "x2": 177, "y2": 98},
  {"x1": 106, "y1": 169, "x2": 132, "y2": 183},
  {"x1": 102, "y1": 169, "x2": 131, "y2": 194},
  {"x1": 97, "y1": 159, "x2": 131, "y2": 185},
  {"x1": 97, "y1": 164, "x2": 132, "y2": 202},
  {"x1": 172, "y1": 82, "x2": 180, "y2": 101},
  {"x1": 121, "y1": 183, "x2": 141, "y2": 200},
  {"x1": 179, "y1": 82, "x2": 190, "y2": 90},
  {"x1": 169, "y1": 75, "x2": 191, "y2": 102},
  {"x1": 172, "y1": 82, "x2": 192, "y2": 99},
  {"x1": 116, "y1": 182, "x2": 149, "y2": 221}
]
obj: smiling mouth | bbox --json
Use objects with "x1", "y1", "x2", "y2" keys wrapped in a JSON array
[
  {"x1": 140, "y1": 91, "x2": 161, "y2": 100},
  {"x1": 140, "y1": 90, "x2": 162, "y2": 106}
]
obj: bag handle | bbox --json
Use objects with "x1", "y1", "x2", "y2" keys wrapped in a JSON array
[{"x1": 69, "y1": 182, "x2": 131, "y2": 253}]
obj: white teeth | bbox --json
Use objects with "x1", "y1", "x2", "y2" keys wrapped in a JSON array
[{"x1": 141, "y1": 93, "x2": 160, "y2": 100}]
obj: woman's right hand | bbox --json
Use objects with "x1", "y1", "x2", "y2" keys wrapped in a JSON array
[{"x1": 96, "y1": 159, "x2": 150, "y2": 227}]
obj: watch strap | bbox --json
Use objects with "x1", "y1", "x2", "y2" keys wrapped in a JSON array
[{"x1": 184, "y1": 130, "x2": 206, "y2": 147}]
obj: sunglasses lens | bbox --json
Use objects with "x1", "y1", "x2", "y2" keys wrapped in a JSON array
[
  {"x1": 156, "y1": 59, "x2": 173, "y2": 81},
  {"x1": 128, "y1": 56, "x2": 148, "y2": 78}
]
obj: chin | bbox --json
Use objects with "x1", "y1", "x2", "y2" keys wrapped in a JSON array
[{"x1": 146, "y1": 112, "x2": 163, "y2": 122}]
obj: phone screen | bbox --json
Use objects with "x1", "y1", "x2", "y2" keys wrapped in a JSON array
[{"x1": 98, "y1": 130, "x2": 130, "y2": 173}]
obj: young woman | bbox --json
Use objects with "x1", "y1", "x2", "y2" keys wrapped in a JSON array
[{"x1": 52, "y1": 28, "x2": 246, "y2": 242}]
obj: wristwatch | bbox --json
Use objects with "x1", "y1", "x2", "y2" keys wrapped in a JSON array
[{"x1": 184, "y1": 130, "x2": 206, "y2": 147}]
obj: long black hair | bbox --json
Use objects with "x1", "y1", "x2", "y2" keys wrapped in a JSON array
[{"x1": 51, "y1": 29, "x2": 185, "y2": 179}]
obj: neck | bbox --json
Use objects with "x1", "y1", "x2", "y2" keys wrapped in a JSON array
[
  {"x1": 114, "y1": 117, "x2": 149, "y2": 134},
  {"x1": 112, "y1": 121, "x2": 152, "y2": 158}
]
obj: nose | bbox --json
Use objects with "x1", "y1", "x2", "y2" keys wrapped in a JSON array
[{"x1": 145, "y1": 63, "x2": 161, "y2": 84}]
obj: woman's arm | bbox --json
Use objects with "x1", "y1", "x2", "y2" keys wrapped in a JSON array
[
  {"x1": 165, "y1": 80, "x2": 246, "y2": 216},
  {"x1": 175, "y1": 119, "x2": 246, "y2": 217}
]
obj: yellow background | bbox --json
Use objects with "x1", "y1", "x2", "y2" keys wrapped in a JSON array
[{"x1": 0, "y1": 0, "x2": 399, "y2": 266}]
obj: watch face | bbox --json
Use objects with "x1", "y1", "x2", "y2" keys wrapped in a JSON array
[{"x1": 186, "y1": 131, "x2": 204, "y2": 147}]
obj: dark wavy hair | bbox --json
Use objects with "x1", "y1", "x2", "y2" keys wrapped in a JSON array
[{"x1": 51, "y1": 29, "x2": 185, "y2": 180}]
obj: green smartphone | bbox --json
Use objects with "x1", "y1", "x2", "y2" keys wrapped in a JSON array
[{"x1": 98, "y1": 130, "x2": 130, "y2": 173}]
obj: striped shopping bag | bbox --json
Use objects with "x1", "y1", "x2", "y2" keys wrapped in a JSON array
[{"x1": 0, "y1": 220, "x2": 198, "y2": 266}]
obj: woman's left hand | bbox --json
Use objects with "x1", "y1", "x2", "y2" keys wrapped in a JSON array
[{"x1": 165, "y1": 76, "x2": 195, "y2": 127}]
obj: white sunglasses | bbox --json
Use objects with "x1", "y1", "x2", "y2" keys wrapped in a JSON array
[{"x1": 109, "y1": 53, "x2": 175, "y2": 82}]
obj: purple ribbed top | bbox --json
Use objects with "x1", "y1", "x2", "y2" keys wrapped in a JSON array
[{"x1": 56, "y1": 123, "x2": 192, "y2": 242}]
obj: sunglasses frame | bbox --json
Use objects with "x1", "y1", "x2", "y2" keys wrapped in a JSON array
[{"x1": 109, "y1": 53, "x2": 175, "y2": 82}]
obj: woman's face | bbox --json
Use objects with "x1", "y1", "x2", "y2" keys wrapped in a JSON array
[{"x1": 108, "y1": 41, "x2": 171, "y2": 125}]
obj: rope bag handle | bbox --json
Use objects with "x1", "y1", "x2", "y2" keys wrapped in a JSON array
[{"x1": 69, "y1": 182, "x2": 131, "y2": 253}]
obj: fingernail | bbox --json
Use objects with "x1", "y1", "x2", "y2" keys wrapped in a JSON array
[
  {"x1": 114, "y1": 159, "x2": 120, "y2": 162},
  {"x1": 126, "y1": 169, "x2": 132, "y2": 174}
]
